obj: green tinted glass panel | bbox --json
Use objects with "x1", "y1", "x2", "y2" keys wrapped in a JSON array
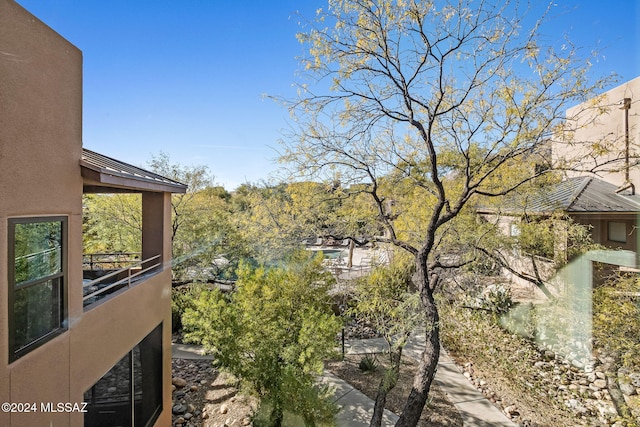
[
  {"x1": 14, "y1": 221, "x2": 62, "y2": 285},
  {"x1": 13, "y1": 278, "x2": 61, "y2": 352}
]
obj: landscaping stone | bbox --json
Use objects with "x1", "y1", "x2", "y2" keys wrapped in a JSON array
[{"x1": 173, "y1": 377, "x2": 188, "y2": 388}]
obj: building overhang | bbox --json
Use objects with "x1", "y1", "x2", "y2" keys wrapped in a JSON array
[{"x1": 81, "y1": 149, "x2": 188, "y2": 194}]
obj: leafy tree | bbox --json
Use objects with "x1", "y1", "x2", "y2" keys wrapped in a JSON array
[
  {"x1": 282, "y1": 1, "x2": 611, "y2": 424},
  {"x1": 147, "y1": 153, "x2": 248, "y2": 281},
  {"x1": 82, "y1": 193, "x2": 142, "y2": 254},
  {"x1": 182, "y1": 251, "x2": 341, "y2": 426},
  {"x1": 231, "y1": 183, "x2": 300, "y2": 262},
  {"x1": 350, "y1": 255, "x2": 423, "y2": 427}
]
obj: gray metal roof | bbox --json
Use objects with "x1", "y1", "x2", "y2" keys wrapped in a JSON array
[
  {"x1": 479, "y1": 176, "x2": 640, "y2": 214},
  {"x1": 563, "y1": 177, "x2": 640, "y2": 212},
  {"x1": 81, "y1": 148, "x2": 188, "y2": 193}
]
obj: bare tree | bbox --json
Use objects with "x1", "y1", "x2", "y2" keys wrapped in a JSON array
[{"x1": 280, "y1": 1, "x2": 612, "y2": 425}]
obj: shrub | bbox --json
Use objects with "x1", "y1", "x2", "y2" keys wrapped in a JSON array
[
  {"x1": 593, "y1": 275, "x2": 640, "y2": 368},
  {"x1": 171, "y1": 284, "x2": 206, "y2": 333},
  {"x1": 358, "y1": 354, "x2": 379, "y2": 372},
  {"x1": 182, "y1": 251, "x2": 341, "y2": 426},
  {"x1": 464, "y1": 283, "x2": 513, "y2": 315}
]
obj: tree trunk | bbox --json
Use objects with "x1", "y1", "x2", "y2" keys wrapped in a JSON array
[
  {"x1": 348, "y1": 238, "x2": 355, "y2": 268},
  {"x1": 370, "y1": 382, "x2": 389, "y2": 427},
  {"x1": 370, "y1": 348, "x2": 402, "y2": 427},
  {"x1": 395, "y1": 283, "x2": 440, "y2": 427}
]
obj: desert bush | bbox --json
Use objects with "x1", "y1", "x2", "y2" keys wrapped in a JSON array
[
  {"x1": 171, "y1": 283, "x2": 206, "y2": 333},
  {"x1": 182, "y1": 251, "x2": 341, "y2": 426},
  {"x1": 358, "y1": 354, "x2": 379, "y2": 372},
  {"x1": 593, "y1": 275, "x2": 640, "y2": 368},
  {"x1": 463, "y1": 283, "x2": 514, "y2": 315}
]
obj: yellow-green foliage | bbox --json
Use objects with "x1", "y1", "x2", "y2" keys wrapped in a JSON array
[
  {"x1": 350, "y1": 255, "x2": 423, "y2": 343},
  {"x1": 171, "y1": 284, "x2": 207, "y2": 333},
  {"x1": 182, "y1": 251, "x2": 341, "y2": 426},
  {"x1": 593, "y1": 275, "x2": 640, "y2": 368}
]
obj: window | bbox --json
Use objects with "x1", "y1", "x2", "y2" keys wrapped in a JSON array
[
  {"x1": 84, "y1": 323, "x2": 163, "y2": 427},
  {"x1": 8, "y1": 217, "x2": 67, "y2": 361},
  {"x1": 608, "y1": 221, "x2": 627, "y2": 243}
]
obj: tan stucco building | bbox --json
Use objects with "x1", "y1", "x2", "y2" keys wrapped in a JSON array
[
  {"x1": 1, "y1": 1, "x2": 186, "y2": 426},
  {"x1": 552, "y1": 76, "x2": 640, "y2": 254},
  {"x1": 555, "y1": 76, "x2": 640, "y2": 194}
]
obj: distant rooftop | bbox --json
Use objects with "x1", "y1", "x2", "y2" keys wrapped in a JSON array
[
  {"x1": 478, "y1": 176, "x2": 640, "y2": 215},
  {"x1": 81, "y1": 148, "x2": 188, "y2": 193}
]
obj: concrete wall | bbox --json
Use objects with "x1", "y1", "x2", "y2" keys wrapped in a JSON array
[
  {"x1": 0, "y1": 2, "x2": 171, "y2": 426},
  {"x1": 554, "y1": 77, "x2": 640, "y2": 191}
]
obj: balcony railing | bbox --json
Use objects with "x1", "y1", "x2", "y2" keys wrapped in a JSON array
[
  {"x1": 83, "y1": 254, "x2": 161, "y2": 309},
  {"x1": 83, "y1": 252, "x2": 141, "y2": 270}
]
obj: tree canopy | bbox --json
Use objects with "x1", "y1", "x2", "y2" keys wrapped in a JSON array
[{"x1": 280, "y1": 1, "x2": 612, "y2": 425}]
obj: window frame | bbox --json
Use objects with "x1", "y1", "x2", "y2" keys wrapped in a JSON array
[{"x1": 7, "y1": 216, "x2": 68, "y2": 362}]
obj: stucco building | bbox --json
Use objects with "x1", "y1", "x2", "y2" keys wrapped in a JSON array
[
  {"x1": 555, "y1": 76, "x2": 640, "y2": 194},
  {"x1": 553, "y1": 76, "x2": 640, "y2": 253},
  {"x1": 1, "y1": 1, "x2": 187, "y2": 426}
]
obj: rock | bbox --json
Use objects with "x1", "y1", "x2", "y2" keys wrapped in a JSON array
[
  {"x1": 172, "y1": 404, "x2": 186, "y2": 415},
  {"x1": 190, "y1": 385, "x2": 198, "y2": 392},
  {"x1": 183, "y1": 412, "x2": 192, "y2": 420},
  {"x1": 242, "y1": 418, "x2": 252, "y2": 426},
  {"x1": 504, "y1": 405, "x2": 520, "y2": 417},
  {"x1": 629, "y1": 373, "x2": 640, "y2": 388},
  {"x1": 219, "y1": 404, "x2": 229, "y2": 414},
  {"x1": 175, "y1": 416, "x2": 185, "y2": 424},
  {"x1": 593, "y1": 379, "x2": 607, "y2": 389},
  {"x1": 172, "y1": 377, "x2": 188, "y2": 388},
  {"x1": 620, "y1": 382, "x2": 636, "y2": 396}
]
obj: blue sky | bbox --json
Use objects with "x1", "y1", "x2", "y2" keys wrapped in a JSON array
[{"x1": 16, "y1": 0, "x2": 640, "y2": 190}]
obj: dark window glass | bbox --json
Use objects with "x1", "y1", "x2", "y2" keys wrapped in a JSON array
[
  {"x1": 608, "y1": 221, "x2": 627, "y2": 243},
  {"x1": 85, "y1": 323, "x2": 163, "y2": 427},
  {"x1": 135, "y1": 324, "x2": 163, "y2": 427},
  {"x1": 13, "y1": 278, "x2": 61, "y2": 352},
  {"x1": 8, "y1": 217, "x2": 67, "y2": 361},
  {"x1": 84, "y1": 353, "x2": 132, "y2": 427},
  {"x1": 14, "y1": 221, "x2": 63, "y2": 284}
]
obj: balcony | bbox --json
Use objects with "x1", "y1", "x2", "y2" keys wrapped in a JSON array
[
  {"x1": 82, "y1": 252, "x2": 162, "y2": 309},
  {"x1": 80, "y1": 149, "x2": 186, "y2": 310}
]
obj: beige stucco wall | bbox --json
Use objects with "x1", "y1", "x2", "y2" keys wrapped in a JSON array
[
  {"x1": 573, "y1": 213, "x2": 638, "y2": 253},
  {"x1": 1, "y1": 2, "x2": 172, "y2": 426},
  {"x1": 554, "y1": 76, "x2": 640, "y2": 190},
  {"x1": 0, "y1": 1, "x2": 82, "y2": 425}
]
